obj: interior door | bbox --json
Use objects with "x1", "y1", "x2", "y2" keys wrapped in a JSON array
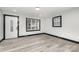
[{"x1": 5, "y1": 15, "x2": 18, "y2": 39}]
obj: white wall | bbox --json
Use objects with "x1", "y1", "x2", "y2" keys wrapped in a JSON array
[
  {"x1": 1, "y1": 8, "x2": 79, "y2": 42},
  {"x1": 19, "y1": 15, "x2": 43, "y2": 36},
  {"x1": 2, "y1": 11, "x2": 43, "y2": 37},
  {"x1": 0, "y1": 10, "x2": 3, "y2": 40},
  {"x1": 0, "y1": 10, "x2": 45, "y2": 40},
  {"x1": 44, "y1": 8, "x2": 79, "y2": 42}
]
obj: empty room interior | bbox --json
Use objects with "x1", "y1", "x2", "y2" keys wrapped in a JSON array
[{"x1": 0, "y1": 7, "x2": 79, "y2": 52}]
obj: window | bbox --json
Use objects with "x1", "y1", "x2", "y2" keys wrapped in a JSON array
[
  {"x1": 52, "y1": 16, "x2": 62, "y2": 27},
  {"x1": 26, "y1": 18, "x2": 40, "y2": 31}
]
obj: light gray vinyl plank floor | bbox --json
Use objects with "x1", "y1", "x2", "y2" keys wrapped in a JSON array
[{"x1": 0, "y1": 34, "x2": 79, "y2": 52}]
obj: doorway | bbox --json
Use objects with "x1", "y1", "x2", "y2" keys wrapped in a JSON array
[{"x1": 3, "y1": 14, "x2": 19, "y2": 39}]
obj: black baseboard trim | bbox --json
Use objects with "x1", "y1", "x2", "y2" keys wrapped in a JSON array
[
  {"x1": 0, "y1": 33, "x2": 79, "y2": 44},
  {"x1": 0, "y1": 33, "x2": 44, "y2": 43},
  {"x1": 19, "y1": 33, "x2": 79, "y2": 43},
  {"x1": 0, "y1": 38, "x2": 5, "y2": 43},
  {"x1": 44, "y1": 33, "x2": 79, "y2": 43},
  {"x1": 18, "y1": 33, "x2": 45, "y2": 38}
]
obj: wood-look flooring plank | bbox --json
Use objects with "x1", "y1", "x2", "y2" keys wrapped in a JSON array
[{"x1": 0, "y1": 34, "x2": 79, "y2": 52}]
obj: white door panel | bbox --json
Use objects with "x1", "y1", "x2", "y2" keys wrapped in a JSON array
[{"x1": 5, "y1": 16, "x2": 18, "y2": 39}]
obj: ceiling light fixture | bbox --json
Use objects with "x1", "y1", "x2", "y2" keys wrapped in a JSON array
[{"x1": 35, "y1": 7, "x2": 40, "y2": 11}]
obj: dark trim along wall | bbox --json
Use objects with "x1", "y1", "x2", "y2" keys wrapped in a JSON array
[
  {"x1": 0, "y1": 14, "x2": 78, "y2": 44},
  {"x1": 0, "y1": 38, "x2": 4, "y2": 43},
  {"x1": 0, "y1": 33, "x2": 79, "y2": 43},
  {"x1": 19, "y1": 33, "x2": 79, "y2": 44},
  {"x1": 44, "y1": 33, "x2": 79, "y2": 43}
]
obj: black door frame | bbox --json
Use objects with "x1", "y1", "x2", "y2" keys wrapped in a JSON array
[{"x1": 3, "y1": 14, "x2": 19, "y2": 40}]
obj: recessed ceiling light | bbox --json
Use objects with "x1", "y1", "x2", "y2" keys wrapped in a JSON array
[{"x1": 35, "y1": 7, "x2": 40, "y2": 11}]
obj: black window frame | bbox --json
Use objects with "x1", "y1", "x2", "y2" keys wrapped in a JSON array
[
  {"x1": 26, "y1": 18, "x2": 40, "y2": 32},
  {"x1": 52, "y1": 16, "x2": 62, "y2": 27}
]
